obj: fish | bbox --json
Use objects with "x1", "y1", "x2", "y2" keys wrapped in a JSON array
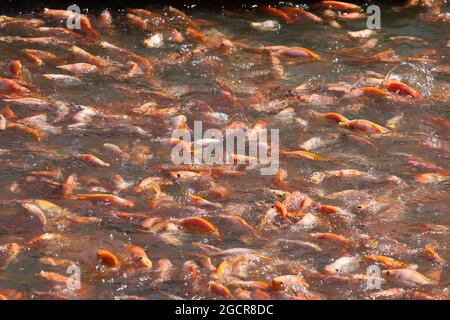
[
  {"x1": 125, "y1": 245, "x2": 152, "y2": 269},
  {"x1": 21, "y1": 49, "x2": 60, "y2": 65},
  {"x1": 0, "y1": 36, "x2": 72, "y2": 48},
  {"x1": 281, "y1": 150, "x2": 325, "y2": 161},
  {"x1": 250, "y1": 21, "x2": 281, "y2": 32},
  {"x1": 271, "y1": 46, "x2": 321, "y2": 60},
  {"x1": 21, "y1": 202, "x2": 47, "y2": 227},
  {"x1": 415, "y1": 173, "x2": 450, "y2": 184},
  {"x1": 210, "y1": 281, "x2": 234, "y2": 299},
  {"x1": 324, "y1": 256, "x2": 360, "y2": 275},
  {"x1": 75, "y1": 154, "x2": 110, "y2": 167},
  {"x1": 275, "y1": 239, "x2": 322, "y2": 253},
  {"x1": 279, "y1": 7, "x2": 323, "y2": 23},
  {"x1": 0, "y1": 115, "x2": 6, "y2": 130},
  {"x1": 192, "y1": 243, "x2": 259, "y2": 257},
  {"x1": 64, "y1": 194, "x2": 134, "y2": 208},
  {"x1": 99, "y1": 41, "x2": 153, "y2": 72},
  {"x1": 96, "y1": 248, "x2": 120, "y2": 268},
  {"x1": 322, "y1": 112, "x2": 349, "y2": 123},
  {"x1": 274, "y1": 200, "x2": 289, "y2": 220},
  {"x1": 384, "y1": 80, "x2": 421, "y2": 98},
  {"x1": 70, "y1": 46, "x2": 108, "y2": 68},
  {"x1": 393, "y1": 152, "x2": 446, "y2": 172},
  {"x1": 259, "y1": 6, "x2": 293, "y2": 24},
  {"x1": 311, "y1": 233, "x2": 354, "y2": 247},
  {"x1": 19, "y1": 114, "x2": 61, "y2": 134},
  {"x1": 320, "y1": 1, "x2": 362, "y2": 12},
  {"x1": 188, "y1": 194, "x2": 222, "y2": 208},
  {"x1": 32, "y1": 200, "x2": 69, "y2": 219},
  {"x1": 347, "y1": 29, "x2": 376, "y2": 39},
  {"x1": 57, "y1": 63, "x2": 98, "y2": 75},
  {"x1": 310, "y1": 169, "x2": 400, "y2": 184},
  {"x1": 112, "y1": 175, "x2": 130, "y2": 192},
  {"x1": 364, "y1": 255, "x2": 408, "y2": 269},
  {"x1": 125, "y1": 13, "x2": 152, "y2": 31},
  {"x1": 422, "y1": 246, "x2": 447, "y2": 265},
  {"x1": 3, "y1": 97, "x2": 69, "y2": 122},
  {"x1": 0, "y1": 77, "x2": 29, "y2": 93},
  {"x1": 339, "y1": 119, "x2": 390, "y2": 134},
  {"x1": 42, "y1": 74, "x2": 82, "y2": 87},
  {"x1": 386, "y1": 113, "x2": 404, "y2": 130},
  {"x1": 152, "y1": 259, "x2": 173, "y2": 285},
  {"x1": 42, "y1": 8, "x2": 98, "y2": 37},
  {"x1": 426, "y1": 117, "x2": 450, "y2": 130},
  {"x1": 316, "y1": 204, "x2": 355, "y2": 222},
  {"x1": 299, "y1": 135, "x2": 340, "y2": 151},
  {"x1": 0, "y1": 243, "x2": 21, "y2": 270},
  {"x1": 0, "y1": 4, "x2": 448, "y2": 301},
  {"x1": 272, "y1": 275, "x2": 308, "y2": 293},
  {"x1": 29, "y1": 233, "x2": 67, "y2": 248},
  {"x1": 179, "y1": 217, "x2": 221, "y2": 240},
  {"x1": 382, "y1": 269, "x2": 432, "y2": 286},
  {"x1": 8, "y1": 60, "x2": 23, "y2": 78},
  {"x1": 143, "y1": 34, "x2": 164, "y2": 48}
]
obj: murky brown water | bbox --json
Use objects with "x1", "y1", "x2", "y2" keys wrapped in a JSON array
[{"x1": 0, "y1": 2, "x2": 449, "y2": 300}]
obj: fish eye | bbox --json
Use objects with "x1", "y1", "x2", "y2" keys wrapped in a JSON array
[{"x1": 177, "y1": 174, "x2": 181, "y2": 177}]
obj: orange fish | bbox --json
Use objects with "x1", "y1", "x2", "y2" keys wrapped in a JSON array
[
  {"x1": 57, "y1": 63, "x2": 98, "y2": 75},
  {"x1": 0, "y1": 77, "x2": 29, "y2": 93},
  {"x1": 320, "y1": 1, "x2": 362, "y2": 12},
  {"x1": 278, "y1": 47, "x2": 321, "y2": 60},
  {"x1": 322, "y1": 112, "x2": 349, "y2": 123},
  {"x1": 179, "y1": 217, "x2": 221, "y2": 240},
  {"x1": 125, "y1": 245, "x2": 152, "y2": 269},
  {"x1": 96, "y1": 248, "x2": 120, "y2": 268},
  {"x1": 8, "y1": 60, "x2": 23, "y2": 78},
  {"x1": 65, "y1": 194, "x2": 134, "y2": 208},
  {"x1": 70, "y1": 46, "x2": 107, "y2": 68},
  {"x1": 260, "y1": 6, "x2": 293, "y2": 23},
  {"x1": 43, "y1": 8, "x2": 99, "y2": 37},
  {"x1": 384, "y1": 80, "x2": 421, "y2": 98},
  {"x1": 363, "y1": 255, "x2": 407, "y2": 269},
  {"x1": 274, "y1": 200, "x2": 289, "y2": 220},
  {"x1": 209, "y1": 281, "x2": 234, "y2": 299},
  {"x1": 281, "y1": 150, "x2": 325, "y2": 161},
  {"x1": 0, "y1": 243, "x2": 21, "y2": 270},
  {"x1": 272, "y1": 275, "x2": 308, "y2": 293},
  {"x1": 75, "y1": 154, "x2": 110, "y2": 167},
  {"x1": 415, "y1": 172, "x2": 450, "y2": 184},
  {"x1": 339, "y1": 119, "x2": 389, "y2": 134},
  {"x1": 423, "y1": 246, "x2": 446, "y2": 265},
  {"x1": 311, "y1": 232, "x2": 354, "y2": 247}
]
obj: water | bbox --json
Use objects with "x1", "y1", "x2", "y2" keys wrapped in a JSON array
[{"x1": 0, "y1": 2, "x2": 449, "y2": 300}]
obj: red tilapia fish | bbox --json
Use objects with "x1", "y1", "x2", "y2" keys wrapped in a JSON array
[{"x1": 0, "y1": 2, "x2": 448, "y2": 301}]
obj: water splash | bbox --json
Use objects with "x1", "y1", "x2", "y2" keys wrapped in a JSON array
[{"x1": 386, "y1": 62, "x2": 436, "y2": 97}]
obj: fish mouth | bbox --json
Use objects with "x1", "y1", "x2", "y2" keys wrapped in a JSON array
[{"x1": 140, "y1": 259, "x2": 153, "y2": 269}]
